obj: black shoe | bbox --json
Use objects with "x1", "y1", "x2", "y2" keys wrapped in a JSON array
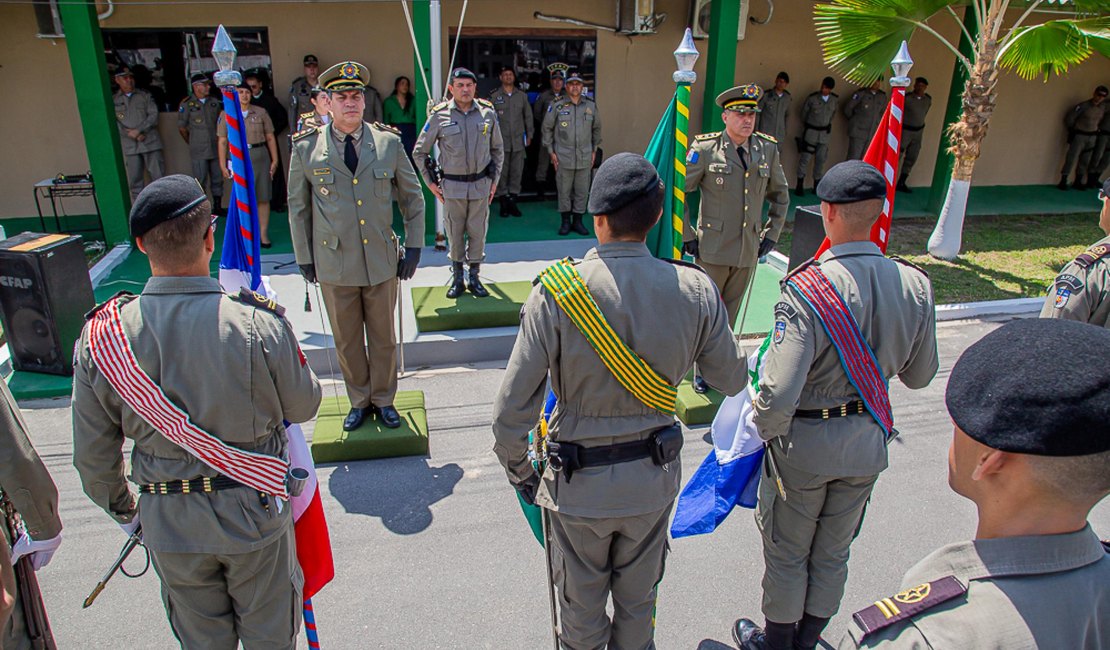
[
  {"x1": 1058, "y1": 176, "x2": 1070, "y2": 191},
  {"x1": 1073, "y1": 179, "x2": 1086, "y2": 190},
  {"x1": 508, "y1": 195, "x2": 523, "y2": 217},
  {"x1": 812, "y1": 178, "x2": 821, "y2": 194},
  {"x1": 499, "y1": 196, "x2": 510, "y2": 217},
  {"x1": 536, "y1": 187, "x2": 546, "y2": 200},
  {"x1": 692, "y1": 375, "x2": 709, "y2": 394},
  {"x1": 571, "y1": 214, "x2": 589, "y2": 236},
  {"x1": 260, "y1": 241, "x2": 273, "y2": 249},
  {"x1": 795, "y1": 180, "x2": 805, "y2": 196},
  {"x1": 342, "y1": 407, "x2": 368, "y2": 431},
  {"x1": 558, "y1": 213, "x2": 572, "y2": 236},
  {"x1": 468, "y1": 264, "x2": 490, "y2": 298},
  {"x1": 446, "y1": 262, "x2": 466, "y2": 299},
  {"x1": 377, "y1": 404, "x2": 401, "y2": 429},
  {"x1": 732, "y1": 619, "x2": 768, "y2": 650}
]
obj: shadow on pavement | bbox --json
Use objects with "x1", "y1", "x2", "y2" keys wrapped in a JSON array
[{"x1": 327, "y1": 457, "x2": 463, "y2": 535}]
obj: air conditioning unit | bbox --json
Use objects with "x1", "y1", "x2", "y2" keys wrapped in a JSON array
[
  {"x1": 691, "y1": 0, "x2": 750, "y2": 41},
  {"x1": 617, "y1": 0, "x2": 661, "y2": 35},
  {"x1": 34, "y1": 0, "x2": 64, "y2": 38}
]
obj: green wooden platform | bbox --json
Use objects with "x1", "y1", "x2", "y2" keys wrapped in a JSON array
[
  {"x1": 310, "y1": 390, "x2": 428, "y2": 463},
  {"x1": 8, "y1": 370, "x2": 73, "y2": 401},
  {"x1": 411, "y1": 281, "x2": 532, "y2": 332}
]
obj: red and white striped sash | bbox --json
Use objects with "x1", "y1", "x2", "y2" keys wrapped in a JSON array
[{"x1": 86, "y1": 296, "x2": 289, "y2": 498}]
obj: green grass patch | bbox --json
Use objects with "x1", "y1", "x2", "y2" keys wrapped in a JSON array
[{"x1": 776, "y1": 212, "x2": 1102, "y2": 304}]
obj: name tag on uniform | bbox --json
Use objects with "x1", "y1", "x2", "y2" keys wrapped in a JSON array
[
  {"x1": 313, "y1": 167, "x2": 331, "y2": 176},
  {"x1": 559, "y1": 110, "x2": 571, "y2": 115},
  {"x1": 495, "y1": 97, "x2": 505, "y2": 104},
  {"x1": 709, "y1": 163, "x2": 732, "y2": 174}
]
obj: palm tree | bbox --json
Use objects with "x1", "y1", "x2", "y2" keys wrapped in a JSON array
[{"x1": 814, "y1": 1, "x2": 1110, "y2": 260}]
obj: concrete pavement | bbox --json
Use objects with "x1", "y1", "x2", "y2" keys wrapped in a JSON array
[{"x1": 18, "y1": 316, "x2": 1110, "y2": 648}]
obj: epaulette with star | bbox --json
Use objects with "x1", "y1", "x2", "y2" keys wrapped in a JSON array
[
  {"x1": 373, "y1": 121, "x2": 401, "y2": 135},
  {"x1": 695, "y1": 132, "x2": 720, "y2": 141},
  {"x1": 1072, "y1": 242, "x2": 1110, "y2": 269},
  {"x1": 292, "y1": 125, "x2": 317, "y2": 142},
  {"x1": 851, "y1": 576, "x2": 967, "y2": 640},
  {"x1": 230, "y1": 287, "x2": 286, "y2": 317},
  {"x1": 889, "y1": 255, "x2": 929, "y2": 278},
  {"x1": 476, "y1": 98, "x2": 494, "y2": 109},
  {"x1": 781, "y1": 257, "x2": 818, "y2": 284},
  {"x1": 755, "y1": 131, "x2": 777, "y2": 143}
]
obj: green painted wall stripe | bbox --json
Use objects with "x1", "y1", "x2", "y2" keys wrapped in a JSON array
[
  {"x1": 701, "y1": 0, "x2": 740, "y2": 133},
  {"x1": 412, "y1": 0, "x2": 436, "y2": 246}
]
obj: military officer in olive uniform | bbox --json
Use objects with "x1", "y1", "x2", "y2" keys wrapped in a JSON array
[
  {"x1": 177, "y1": 73, "x2": 224, "y2": 212},
  {"x1": 289, "y1": 61, "x2": 426, "y2": 432},
  {"x1": 532, "y1": 64, "x2": 568, "y2": 197},
  {"x1": 844, "y1": 79, "x2": 887, "y2": 160},
  {"x1": 896, "y1": 77, "x2": 931, "y2": 193},
  {"x1": 1059, "y1": 85, "x2": 1108, "y2": 190},
  {"x1": 413, "y1": 67, "x2": 504, "y2": 299},
  {"x1": 296, "y1": 87, "x2": 330, "y2": 133},
  {"x1": 733, "y1": 161, "x2": 938, "y2": 650},
  {"x1": 1040, "y1": 178, "x2": 1110, "y2": 327},
  {"x1": 493, "y1": 153, "x2": 748, "y2": 650},
  {"x1": 796, "y1": 77, "x2": 838, "y2": 196},
  {"x1": 113, "y1": 66, "x2": 165, "y2": 200},
  {"x1": 542, "y1": 71, "x2": 602, "y2": 237},
  {"x1": 757, "y1": 72, "x2": 791, "y2": 144},
  {"x1": 2, "y1": 377, "x2": 62, "y2": 650},
  {"x1": 289, "y1": 54, "x2": 321, "y2": 131},
  {"x1": 490, "y1": 66, "x2": 533, "y2": 218},
  {"x1": 840, "y1": 318, "x2": 1110, "y2": 649},
  {"x1": 72, "y1": 175, "x2": 322, "y2": 650}
]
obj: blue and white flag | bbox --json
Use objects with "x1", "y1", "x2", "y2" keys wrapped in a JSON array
[{"x1": 670, "y1": 338, "x2": 770, "y2": 538}]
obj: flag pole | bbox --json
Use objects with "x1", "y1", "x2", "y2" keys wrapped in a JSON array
[
  {"x1": 877, "y1": 41, "x2": 912, "y2": 253},
  {"x1": 671, "y1": 29, "x2": 699, "y2": 261}
]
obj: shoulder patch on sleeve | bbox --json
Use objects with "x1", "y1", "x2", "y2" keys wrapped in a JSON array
[
  {"x1": 373, "y1": 121, "x2": 401, "y2": 135},
  {"x1": 292, "y1": 125, "x2": 317, "y2": 142},
  {"x1": 84, "y1": 291, "x2": 136, "y2": 320},
  {"x1": 781, "y1": 257, "x2": 817, "y2": 284},
  {"x1": 695, "y1": 131, "x2": 720, "y2": 141},
  {"x1": 851, "y1": 576, "x2": 967, "y2": 640},
  {"x1": 755, "y1": 131, "x2": 778, "y2": 144},
  {"x1": 773, "y1": 301, "x2": 797, "y2": 319},
  {"x1": 889, "y1": 255, "x2": 929, "y2": 278},
  {"x1": 476, "y1": 98, "x2": 494, "y2": 108},
  {"x1": 1053, "y1": 273, "x2": 1083, "y2": 291},
  {"x1": 231, "y1": 288, "x2": 286, "y2": 317}
]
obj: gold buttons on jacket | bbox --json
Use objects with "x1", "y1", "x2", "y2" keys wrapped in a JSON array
[
  {"x1": 357, "y1": 200, "x2": 363, "y2": 206},
  {"x1": 363, "y1": 238, "x2": 368, "y2": 244},
  {"x1": 352, "y1": 178, "x2": 359, "y2": 185},
  {"x1": 360, "y1": 219, "x2": 365, "y2": 225}
]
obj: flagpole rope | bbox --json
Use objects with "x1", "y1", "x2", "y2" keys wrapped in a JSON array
[{"x1": 313, "y1": 283, "x2": 345, "y2": 415}]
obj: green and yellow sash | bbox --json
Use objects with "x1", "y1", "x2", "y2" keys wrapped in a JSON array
[{"x1": 538, "y1": 260, "x2": 677, "y2": 415}]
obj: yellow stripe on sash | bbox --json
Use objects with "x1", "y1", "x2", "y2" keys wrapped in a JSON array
[{"x1": 539, "y1": 260, "x2": 677, "y2": 415}]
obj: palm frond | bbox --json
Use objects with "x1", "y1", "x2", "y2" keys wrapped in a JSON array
[
  {"x1": 814, "y1": 0, "x2": 960, "y2": 84},
  {"x1": 999, "y1": 16, "x2": 1110, "y2": 79}
]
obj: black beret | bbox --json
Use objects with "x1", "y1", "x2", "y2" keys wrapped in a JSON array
[
  {"x1": 130, "y1": 174, "x2": 208, "y2": 238},
  {"x1": 451, "y1": 67, "x2": 477, "y2": 82},
  {"x1": 946, "y1": 319, "x2": 1110, "y2": 457},
  {"x1": 587, "y1": 153, "x2": 662, "y2": 215},
  {"x1": 817, "y1": 160, "x2": 886, "y2": 204}
]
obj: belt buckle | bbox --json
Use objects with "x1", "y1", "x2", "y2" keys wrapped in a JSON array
[{"x1": 547, "y1": 453, "x2": 564, "y2": 473}]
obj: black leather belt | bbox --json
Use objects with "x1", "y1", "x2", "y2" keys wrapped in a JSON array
[
  {"x1": 546, "y1": 424, "x2": 684, "y2": 482},
  {"x1": 903, "y1": 124, "x2": 925, "y2": 132},
  {"x1": 442, "y1": 162, "x2": 494, "y2": 183},
  {"x1": 139, "y1": 475, "x2": 247, "y2": 495},
  {"x1": 804, "y1": 123, "x2": 832, "y2": 133},
  {"x1": 795, "y1": 400, "x2": 866, "y2": 420}
]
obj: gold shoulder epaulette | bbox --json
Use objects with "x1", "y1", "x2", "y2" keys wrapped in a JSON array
[
  {"x1": 432, "y1": 100, "x2": 450, "y2": 112},
  {"x1": 755, "y1": 131, "x2": 778, "y2": 144},
  {"x1": 476, "y1": 97, "x2": 494, "y2": 108},
  {"x1": 851, "y1": 577, "x2": 967, "y2": 640},
  {"x1": 230, "y1": 288, "x2": 286, "y2": 317},
  {"x1": 299, "y1": 110, "x2": 315, "y2": 120},
  {"x1": 1073, "y1": 242, "x2": 1110, "y2": 269},
  {"x1": 695, "y1": 132, "x2": 720, "y2": 141},
  {"x1": 292, "y1": 125, "x2": 318, "y2": 142},
  {"x1": 373, "y1": 121, "x2": 401, "y2": 135}
]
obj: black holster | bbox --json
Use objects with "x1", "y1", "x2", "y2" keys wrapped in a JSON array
[{"x1": 546, "y1": 423, "x2": 683, "y2": 482}]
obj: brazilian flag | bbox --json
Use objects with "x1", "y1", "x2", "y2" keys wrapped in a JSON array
[{"x1": 644, "y1": 94, "x2": 680, "y2": 260}]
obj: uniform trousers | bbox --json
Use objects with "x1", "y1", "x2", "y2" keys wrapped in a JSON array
[
  {"x1": 1093, "y1": 133, "x2": 1110, "y2": 178},
  {"x1": 151, "y1": 525, "x2": 302, "y2": 650},
  {"x1": 2, "y1": 527, "x2": 33, "y2": 650},
  {"x1": 557, "y1": 166, "x2": 591, "y2": 214},
  {"x1": 846, "y1": 137, "x2": 868, "y2": 161},
  {"x1": 191, "y1": 157, "x2": 224, "y2": 204},
  {"x1": 497, "y1": 150, "x2": 525, "y2": 196},
  {"x1": 444, "y1": 197, "x2": 490, "y2": 263},
  {"x1": 899, "y1": 129, "x2": 924, "y2": 178},
  {"x1": 756, "y1": 446, "x2": 877, "y2": 623},
  {"x1": 1062, "y1": 134, "x2": 1098, "y2": 179},
  {"x1": 796, "y1": 143, "x2": 829, "y2": 183},
  {"x1": 124, "y1": 150, "x2": 166, "y2": 200},
  {"x1": 696, "y1": 259, "x2": 756, "y2": 330},
  {"x1": 320, "y1": 279, "x2": 398, "y2": 408},
  {"x1": 548, "y1": 504, "x2": 672, "y2": 650},
  {"x1": 535, "y1": 145, "x2": 553, "y2": 183}
]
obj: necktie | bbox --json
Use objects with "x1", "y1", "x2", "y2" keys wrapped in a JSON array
[
  {"x1": 344, "y1": 134, "x2": 358, "y2": 174},
  {"x1": 739, "y1": 147, "x2": 748, "y2": 171}
]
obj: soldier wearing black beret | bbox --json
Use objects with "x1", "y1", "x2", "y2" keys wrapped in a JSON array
[
  {"x1": 734, "y1": 160, "x2": 938, "y2": 650},
  {"x1": 72, "y1": 175, "x2": 322, "y2": 649},
  {"x1": 1040, "y1": 177, "x2": 1110, "y2": 327},
  {"x1": 493, "y1": 153, "x2": 747, "y2": 649},
  {"x1": 841, "y1": 318, "x2": 1110, "y2": 648}
]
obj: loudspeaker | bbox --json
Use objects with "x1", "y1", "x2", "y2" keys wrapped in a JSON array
[
  {"x1": 0, "y1": 233, "x2": 95, "y2": 376},
  {"x1": 788, "y1": 205, "x2": 826, "y2": 272}
]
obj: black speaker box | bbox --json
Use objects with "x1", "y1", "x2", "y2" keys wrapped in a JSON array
[
  {"x1": 788, "y1": 205, "x2": 827, "y2": 272},
  {"x1": 0, "y1": 233, "x2": 95, "y2": 376}
]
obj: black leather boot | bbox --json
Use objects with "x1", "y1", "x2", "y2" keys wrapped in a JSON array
[
  {"x1": 446, "y1": 262, "x2": 466, "y2": 299},
  {"x1": 508, "y1": 194, "x2": 523, "y2": 217},
  {"x1": 467, "y1": 263, "x2": 490, "y2": 298},
  {"x1": 571, "y1": 213, "x2": 589, "y2": 236},
  {"x1": 1058, "y1": 175, "x2": 1070, "y2": 190},
  {"x1": 499, "y1": 196, "x2": 510, "y2": 217},
  {"x1": 558, "y1": 213, "x2": 572, "y2": 236},
  {"x1": 896, "y1": 174, "x2": 911, "y2": 193},
  {"x1": 795, "y1": 179, "x2": 805, "y2": 196}
]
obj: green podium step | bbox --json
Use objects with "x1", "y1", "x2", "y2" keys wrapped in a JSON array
[
  {"x1": 7, "y1": 371, "x2": 73, "y2": 401},
  {"x1": 311, "y1": 390, "x2": 428, "y2": 463},
  {"x1": 675, "y1": 378, "x2": 726, "y2": 427},
  {"x1": 411, "y1": 281, "x2": 533, "y2": 332}
]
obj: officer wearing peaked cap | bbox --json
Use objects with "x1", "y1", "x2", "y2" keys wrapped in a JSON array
[
  {"x1": 541, "y1": 70, "x2": 602, "y2": 237},
  {"x1": 683, "y1": 83, "x2": 790, "y2": 393},
  {"x1": 840, "y1": 318, "x2": 1110, "y2": 649},
  {"x1": 733, "y1": 160, "x2": 938, "y2": 650},
  {"x1": 494, "y1": 153, "x2": 747, "y2": 649},
  {"x1": 178, "y1": 73, "x2": 224, "y2": 213},
  {"x1": 72, "y1": 175, "x2": 322, "y2": 649},
  {"x1": 113, "y1": 65, "x2": 165, "y2": 200},
  {"x1": 289, "y1": 54, "x2": 321, "y2": 132},
  {"x1": 1040, "y1": 177, "x2": 1110, "y2": 327},
  {"x1": 288, "y1": 61, "x2": 426, "y2": 432}
]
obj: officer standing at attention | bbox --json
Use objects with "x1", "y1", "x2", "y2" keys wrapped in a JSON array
[
  {"x1": 289, "y1": 54, "x2": 321, "y2": 130},
  {"x1": 1091, "y1": 107, "x2": 1110, "y2": 186},
  {"x1": 1040, "y1": 178, "x2": 1110, "y2": 326},
  {"x1": 542, "y1": 71, "x2": 602, "y2": 237},
  {"x1": 843, "y1": 78, "x2": 887, "y2": 160},
  {"x1": 796, "y1": 77, "x2": 838, "y2": 196},
  {"x1": 682, "y1": 84, "x2": 790, "y2": 394},
  {"x1": 113, "y1": 65, "x2": 165, "y2": 201},
  {"x1": 757, "y1": 72, "x2": 791, "y2": 144},
  {"x1": 490, "y1": 66, "x2": 533, "y2": 218},
  {"x1": 895, "y1": 77, "x2": 930, "y2": 193},
  {"x1": 413, "y1": 68, "x2": 504, "y2": 299},
  {"x1": 1, "y1": 377, "x2": 63, "y2": 650},
  {"x1": 840, "y1": 318, "x2": 1110, "y2": 649},
  {"x1": 177, "y1": 73, "x2": 224, "y2": 213},
  {"x1": 289, "y1": 61, "x2": 425, "y2": 432},
  {"x1": 493, "y1": 153, "x2": 747, "y2": 650},
  {"x1": 1059, "y1": 85, "x2": 1108, "y2": 190},
  {"x1": 733, "y1": 161, "x2": 939, "y2": 650},
  {"x1": 532, "y1": 64, "x2": 568, "y2": 199},
  {"x1": 72, "y1": 175, "x2": 322, "y2": 649}
]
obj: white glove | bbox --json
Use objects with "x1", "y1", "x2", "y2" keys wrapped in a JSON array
[
  {"x1": 10, "y1": 532, "x2": 62, "y2": 571},
  {"x1": 118, "y1": 513, "x2": 141, "y2": 537}
]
